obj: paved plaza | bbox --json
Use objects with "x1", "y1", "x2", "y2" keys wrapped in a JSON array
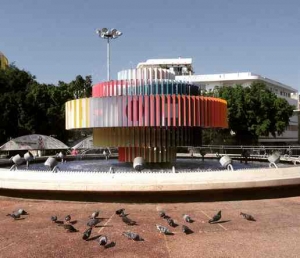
[{"x1": 1, "y1": 195, "x2": 300, "y2": 257}]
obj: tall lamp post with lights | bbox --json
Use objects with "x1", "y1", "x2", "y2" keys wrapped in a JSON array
[{"x1": 96, "y1": 28, "x2": 122, "y2": 81}]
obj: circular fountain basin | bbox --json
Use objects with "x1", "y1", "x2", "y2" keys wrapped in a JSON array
[{"x1": 1, "y1": 157, "x2": 293, "y2": 172}]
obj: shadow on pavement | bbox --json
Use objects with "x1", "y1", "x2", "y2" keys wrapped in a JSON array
[{"x1": 1, "y1": 185, "x2": 300, "y2": 203}]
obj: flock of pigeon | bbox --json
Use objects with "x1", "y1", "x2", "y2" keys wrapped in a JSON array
[{"x1": 6, "y1": 207, "x2": 256, "y2": 249}]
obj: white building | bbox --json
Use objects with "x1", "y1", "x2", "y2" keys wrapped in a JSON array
[{"x1": 137, "y1": 58, "x2": 299, "y2": 143}]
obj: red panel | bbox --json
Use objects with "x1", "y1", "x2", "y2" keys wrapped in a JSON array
[
  {"x1": 122, "y1": 96, "x2": 127, "y2": 126},
  {"x1": 212, "y1": 99, "x2": 217, "y2": 127},
  {"x1": 133, "y1": 96, "x2": 138, "y2": 126},
  {"x1": 150, "y1": 95, "x2": 155, "y2": 126},
  {"x1": 188, "y1": 96, "x2": 191, "y2": 126},
  {"x1": 191, "y1": 96, "x2": 195, "y2": 126},
  {"x1": 99, "y1": 83, "x2": 103, "y2": 97},
  {"x1": 172, "y1": 95, "x2": 176, "y2": 126},
  {"x1": 156, "y1": 95, "x2": 161, "y2": 126},
  {"x1": 144, "y1": 95, "x2": 149, "y2": 126},
  {"x1": 139, "y1": 95, "x2": 144, "y2": 126},
  {"x1": 118, "y1": 147, "x2": 125, "y2": 162},
  {"x1": 205, "y1": 98, "x2": 208, "y2": 127},
  {"x1": 200, "y1": 97, "x2": 204, "y2": 127},
  {"x1": 128, "y1": 96, "x2": 133, "y2": 127},
  {"x1": 183, "y1": 96, "x2": 187, "y2": 126},
  {"x1": 161, "y1": 95, "x2": 165, "y2": 126},
  {"x1": 167, "y1": 95, "x2": 171, "y2": 126},
  {"x1": 112, "y1": 81, "x2": 115, "y2": 96},
  {"x1": 209, "y1": 98, "x2": 212, "y2": 127},
  {"x1": 178, "y1": 95, "x2": 181, "y2": 126}
]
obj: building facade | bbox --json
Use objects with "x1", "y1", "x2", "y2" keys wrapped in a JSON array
[{"x1": 138, "y1": 58, "x2": 299, "y2": 143}]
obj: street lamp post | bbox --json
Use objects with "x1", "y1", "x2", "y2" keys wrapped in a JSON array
[{"x1": 96, "y1": 28, "x2": 122, "y2": 81}]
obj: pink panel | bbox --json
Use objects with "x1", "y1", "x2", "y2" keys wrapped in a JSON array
[
  {"x1": 139, "y1": 95, "x2": 144, "y2": 126},
  {"x1": 156, "y1": 95, "x2": 161, "y2": 126}
]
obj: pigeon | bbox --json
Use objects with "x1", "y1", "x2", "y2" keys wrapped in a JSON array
[
  {"x1": 183, "y1": 214, "x2": 192, "y2": 223},
  {"x1": 156, "y1": 224, "x2": 171, "y2": 235},
  {"x1": 6, "y1": 213, "x2": 21, "y2": 220},
  {"x1": 122, "y1": 216, "x2": 137, "y2": 226},
  {"x1": 116, "y1": 208, "x2": 125, "y2": 216},
  {"x1": 17, "y1": 209, "x2": 28, "y2": 215},
  {"x1": 182, "y1": 225, "x2": 193, "y2": 234},
  {"x1": 99, "y1": 235, "x2": 108, "y2": 246},
  {"x1": 166, "y1": 218, "x2": 176, "y2": 227},
  {"x1": 240, "y1": 212, "x2": 256, "y2": 221},
  {"x1": 87, "y1": 218, "x2": 102, "y2": 227},
  {"x1": 159, "y1": 211, "x2": 166, "y2": 218},
  {"x1": 51, "y1": 216, "x2": 58, "y2": 223},
  {"x1": 59, "y1": 224, "x2": 78, "y2": 232},
  {"x1": 91, "y1": 211, "x2": 99, "y2": 219},
  {"x1": 65, "y1": 215, "x2": 71, "y2": 223},
  {"x1": 209, "y1": 211, "x2": 222, "y2": 223},
  {"x1": 82, "y1": 227, "x2": 92, "y2": 240},
  {"x1": 122, "y1": 231, "x2": 144, "y2": 241}
]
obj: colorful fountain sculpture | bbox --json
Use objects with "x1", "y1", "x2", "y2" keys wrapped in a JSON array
[{"x1": 65, "y1": 68, "x2": 228, "y2": 163}]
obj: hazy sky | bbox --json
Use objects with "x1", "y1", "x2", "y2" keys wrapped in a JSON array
[{"x1": 1, "y1": 0, "x2": 299, "y2": 89}]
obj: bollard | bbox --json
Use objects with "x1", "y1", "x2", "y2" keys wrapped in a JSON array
[{"x1": 133, "y1": 157, "x2": 145, "y2": 171}]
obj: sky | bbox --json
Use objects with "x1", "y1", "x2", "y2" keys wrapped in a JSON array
[{"x1": 1, "y1": 0, "x2": 300, "y2": 89}]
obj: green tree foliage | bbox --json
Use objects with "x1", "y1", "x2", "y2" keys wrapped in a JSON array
[
  {"x1": 214, "y1": 81, "x2": 295, "y2": 144},
  {"x1": 0, "y1": 64, "x2": 93, "y2": 145}
]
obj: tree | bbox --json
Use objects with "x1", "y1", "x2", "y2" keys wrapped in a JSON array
[
  {"x1": 217, "y1": 81, "x2": 295, "y2": 144},
  {"x1": 0, "y1": 64, "x2": 93, "y2": 145}
]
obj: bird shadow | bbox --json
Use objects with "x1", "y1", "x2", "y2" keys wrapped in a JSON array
[
  {"x1": 133, "y1": 238, "x2": 144, "y2": 242},
  {"x1": 165, "y1": 232, "x2": 174, "y2": 236},
  {"x1": 210, "y1": 220, "x2": 231, "y2": 224},
  {"x1": 170, "y1": 223, "x2": 179, "y2": 228},
  {"x1": 55, "y1": 220, "x2": 64, "y2": 224},
  {"x1": 124, "y1": 223, "x2": 138, "y2": 226},
  {"x1": 87, "y1": 235, "x2": 101, "y2": 241},
  {"x1": 14, "y1": 218, "x2": 25, "y2": 220},
  {"x1": 185, "y1": 230, "x2": 194, "y2": 235},
  {"x1": 188, "y1": 219, "x2": 195, "y2": 223},
  {"x1": 70, "y1": 220, "x2": 77, "y2": 225},
  {"x1": 105, "y1": 241, "x2": 116, "y2": 249}
]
